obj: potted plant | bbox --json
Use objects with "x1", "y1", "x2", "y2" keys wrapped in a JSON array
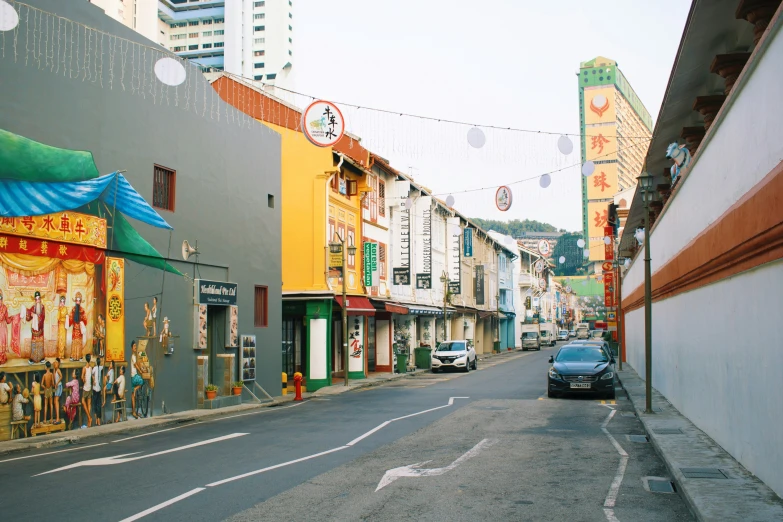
[
  {"x1": 205, "y1": 384, "x2": 218, "y2": 400},
  {"x1": 232, "y1": 381, "x2": 244, "y2": 396}
]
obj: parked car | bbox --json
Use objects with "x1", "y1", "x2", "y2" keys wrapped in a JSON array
[
  {"x1": 568, "y1": 330, "x2": 576, "y2": 338},
  {"x1": 431, "y1": 340, "x2": 477, "y2": 373},
  {"x1": 520, "y1": 330, "x2": 541, "y2": 351},
  {"x1": 557, "y1": 330, "x2": 569, "y2": 341},
  {"x1": 547, "y1": 345, "x2": 616, "y2": 399}
]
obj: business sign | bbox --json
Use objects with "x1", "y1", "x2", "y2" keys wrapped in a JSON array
[
  {"x1": 363, "y1": 242, "x2": 377, "y2": 287},
  {"x1": 603, "y1": 271, "x2": 614, "y2": 308},
  {"x1": 448, "y1": 281, "x2": 461, "y2": 294},
  {"x1": 495, "y1": 186, "x2": 513, "y2": 212},
  {"x1": 534, "y1": 259, "x2": 545, "y2": 273},
  {"x1": 329, "y1": 251, "x2": 343, "y2": 270},
  {"x1": 474, "y1": 265, "x2": 485, "y2": 305},
  {"x1": 604, "y1": 225, "x2": 614, "y2": 261},
  {"x1": 196, "y1": 279, "x2": 238, "y2": 306},
  {"x1": 538, "y1": 277, "x2": 547, "y2": 290},
  {"x1": 105, "y1": 257, "x2": 125, "y2": 362},
  {"x1": 446, "y1": 216, "x2": 461, "y2": 294},
  {"x1": 301, "y1": 100, "x2": 345, "y2": 147},
  {"x1": 241, "y1": 335, "x2": 256, "y2": 382},
  {"x1": 463, "y1": 228, "x2": 473, "y2": 258},
  {"x1": 416, "y1": 273, "x2": 432, "y2": 289},
  {"x1": 0, "y1": 211, "x2": 107, "y2": 249},
  {"x1": 393, "y1": 267, "x2": 410, "y2": 286},
  {"x1": 537, "y1": 239, "x2": 551, "y2": 257},
  {"x1": 421, "y1": 203, "x2": 432, "y2": 274}
]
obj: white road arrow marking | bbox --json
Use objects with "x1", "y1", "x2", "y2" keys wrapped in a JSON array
[
  {"x1": 375, "y1": 438, "x2": 496, "y2": 491},
  {"x1": 34, "y1": 432, "x2": 248, "y2": 476}
]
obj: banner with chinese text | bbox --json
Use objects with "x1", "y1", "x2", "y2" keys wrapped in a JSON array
[
  {"x1": 0, "y1": 212, "x2": 107, "y2": 248},
  {"x1": 587, "y1": 202, "x2": 609, "y2": 261},
  {"x1": 105, "y1": 257, "x2": 125, "y2": 362},
  {"x1": 585, "y1": 126, "x2": 618, "y2": 162},
  {"x1": 0, "y1": 233, "x2": 105, "y2": 263},
  {"x1": 583, "y1": 86, "x2": 617, "y2": 125},
  {"x1": 586, "y1": 163, "x2": 619, "y2": 200}
]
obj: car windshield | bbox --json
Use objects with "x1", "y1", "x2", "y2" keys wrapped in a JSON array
[
  {"x1": 559, "y1": 331, "x2": 567, "y2": 335},
  {"x1": 522, "y1": 332, "x2": 538, "y2": 339},
  {"x1": 555, "y1": 346, "x2": 609, "y2": 363},
  {"x1": 437, "y1": 341, "x2": 466, "y2": 352}
]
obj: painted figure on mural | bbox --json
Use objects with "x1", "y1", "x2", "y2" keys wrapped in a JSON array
[
  {"x1": 12, "y1": 383, "x2": 30, "y2": 423},
  {"x1": 93, "y1": 314, "x2": 105, "y2": 359},
  {"x1": 151, "y1": 296, "x2": 158, "y2": 337},
  {"x1": 63, "y1": 369, "x2": 80, "y2": 427},
  {"x1": 0, "y1": 290, "x2": 10, "y2": 365},
  {"x1": 42, "y1": 361, "x2": 54, "y2": 423},
  {"x1": 31, "y1": 373, "x2": 41, "y2": 427},
  {"x1": 53, "y1": 358, "x2": 62, "y2": 424},
  {"x1": 69, "y1": 292, "x2": 88, "y2": 360},
  {"x1": 57, "y1": 295, "x2": 68, "y2": 358},
  {"x1": 160, "y1": 316, "x2": 172, "y2": 353},
  {"x1": 25, "y1": 291, "x2": 46, "y2": 364},
  {"x1": 143, "y1": 302, "x2": 154, "y2": 337},
  {"x1": 81, "y1": 354, "x2": 93, "y2": 428}
]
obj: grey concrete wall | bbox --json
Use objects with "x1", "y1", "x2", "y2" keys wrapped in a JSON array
[{"x1": 0, "y1": 0, "x2": 282, "y2": 412}]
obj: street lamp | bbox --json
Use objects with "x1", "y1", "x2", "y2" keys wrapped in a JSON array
[
  {"x1": 330, "y1": 234, "x2": 357, "y2": 386},
  {"x1": 440, "y1": 271, "x2": 449, "y2": 342},
  {"x1": 637, "y1": 172, "x2": 655, "y2": 413}
]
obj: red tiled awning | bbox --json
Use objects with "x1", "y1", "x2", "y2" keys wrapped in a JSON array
[
  {"x1": 334, "y1": 296, "x2": 376, "y2": 316},
  {"x1": 384, "y1": 303, "x2": 409, "y2": 314}
]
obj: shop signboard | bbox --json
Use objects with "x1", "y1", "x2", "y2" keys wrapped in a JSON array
[
  {"x1": 105, "y1": 257, "x2": 125, "y2": 362},
  {"x1": 416, "y1": 273, "x2": 432, "y2": 289},
  {"x1": 463, "y1": 228, "x2": 473, "y2": 257},
  {"x1": 241, "y1": 335, "x2": 256, "y2": 381},
  {"x1": 474, "y1": 265, "x2": 485, "y2": 305},
  {"x1": 0, "y1": 211, "x2": 107, "y2": 248},
  {"x1": 393, "y1": 267, "x2": 410, "y2": 286},
  {"x1": 364, "y1": 242, "x2": 377, "y2": 287},
  {"x1": 196, "y1": 279, "x2": 238, "y2": 306}
]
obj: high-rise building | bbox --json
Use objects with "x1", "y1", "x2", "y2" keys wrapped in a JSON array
[
  {"x1": 577, "y1": 56, "x2": 652, "y2": 262},
  {"x1": 89, "y1": 0, "x2": 294, "y2": 87}
]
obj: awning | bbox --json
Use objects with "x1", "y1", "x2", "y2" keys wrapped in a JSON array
[
  {"x1": 478, "y1": 310, "x2": 496, "y2": 319},
  {"x1": 334, "y1": 296, "x2": 376, "y2": 316},
  {"x1": 384, "y1": 302, "x2": 409, "y2": 315},
  {"x1": 408, "y1": 305, "x2": 445, "y2": 316}
]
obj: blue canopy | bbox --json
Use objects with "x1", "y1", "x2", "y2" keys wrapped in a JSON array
[{"x1": 0, "y1": 172, "x2": 172, "y2": 229}]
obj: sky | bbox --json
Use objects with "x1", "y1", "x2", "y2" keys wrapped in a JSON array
[{"x1": 289, "y1": 0, "x2": 692, "y2": 232}]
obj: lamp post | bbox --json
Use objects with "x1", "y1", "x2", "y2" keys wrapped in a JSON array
[
  {"x1": 440, "y1": 271, "x2": 449, "y2": 342},
  {"x1": 638, "y1": 173, "x2": 655, "y2": 413},
  {"x1": 329, "y1": 234, "x2": 356, "y2": 387}
]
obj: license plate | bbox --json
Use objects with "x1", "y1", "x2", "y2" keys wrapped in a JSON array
[{"x1": 570, "y1": 383, "x2": 591, "y2": 389}]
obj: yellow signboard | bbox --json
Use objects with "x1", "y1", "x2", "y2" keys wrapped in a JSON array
[
  {"x1": 0, "y1": 212, "x2": 107, "y2": 248},
  {"x1": 585, "y1": 126, "x2": 617, "y2": 162},
  {"x1": 105, "y1": 257, "x2": 125, "y2": 362},
  {"x1": 587, "y1": 162, "x2": 619, "y2": 200},
  {"x1": 329, "y1": 252, "x2": 343, "y2": 269},
  {"x1": 584, "y1": 87, "x2": 616, "y2": 125},
  {"x1": 587, "y1": 201, "x2": 610, "y2": 261}
]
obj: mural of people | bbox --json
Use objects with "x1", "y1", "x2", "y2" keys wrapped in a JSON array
[
  {"x1": 12, "y1": 384, "x2": 30, "y2": 424},
  {"x1": 143, "y1": 301, "x2": 153, "y2": 337},
  {"x1": 31, "y1": 373, "x2": 41, "y2": 426},
  {"x1": 93, "y1": 314, "x2": 105, "y2": 359},
  {"x1": 63, "y1": 369, "x2": 80, "y2": 427},
  {"x1": 69, "y1": 292, "x2": 88, "y2": 360},
  {"x1": 53, "y1": 357, "x2": 62, "y2": 424},
  {"x1": 151, "y1": 296, "x2": 158, "y2": 337},
  {"x1": 57, "y1": 295, "x2": 68, "y2": 358},
  {"x1": 0, "y1": 290, "x2": 10, "y2": 365},
  {"x1": 9, "y1": 311, "x2": 22, "y2": 357},
  {"x1": 42, "y1": 361, "x2": 54, "y2": 424},
  {"x1": 25, "y1": 291, "x2": 46, "y2": 364},
  {"x1": 160, "y1": 316, "x2": 172, "y2": 352}
]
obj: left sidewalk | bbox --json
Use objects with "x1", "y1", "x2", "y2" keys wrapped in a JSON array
[{"x1": 0, "y1": 369, "x2": 426, "y2": 457}]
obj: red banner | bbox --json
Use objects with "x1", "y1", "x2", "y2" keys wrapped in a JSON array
[
  {"x1": 603, "y1": 225, "x2": 615, "y2": 307},
  {"x1": 603, "y1": 271, "x2": 615, "y2": 307},
  {"x1": 603, "y1": 225, "x2": 614, "y2": 261},
  {"x1": 0, "y1": 233, "x2": 104, "y2": 263}
]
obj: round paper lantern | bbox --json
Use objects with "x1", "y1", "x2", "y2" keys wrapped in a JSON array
[
  {"x1": 467, "y1": 127, "x2": 486, "y2": 149},
  {"x1": 154, "y1": 57, "x2": 187, "y2": 86},
  {"x1": 581, "y1": 161, "x2": 595, "y2": 177},
  {"x1": 0, "y1": 1, "x2": 19, "y2": 31},
  {"x1": 603, "y1": 236, "x2": 611, "y2": 245},
  {"x1": 558, "y1": 256, "x2": 565, "y2": 264},
  {"x1": 577, "y1": 238, "x2": 585, "y2": 248},
  {"x1": 445, "y1": 195, "x2": 455, "y2": 207},
  {"x1": 557, "y1": 135, "x2": 573, "y2": 155},
  {"x1": 539, "y1": 174, "x2": 551, "y2": 188},
  {"x1": 583, "y1": 249, "x2": 590, "y2": 258},
  {"x1": 404, "y1": 197, "x2": 413, "y2": 210}
]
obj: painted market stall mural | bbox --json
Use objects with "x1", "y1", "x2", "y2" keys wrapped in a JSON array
[{"x1": 0, "y1": 128, "x2": 180, "y2": 440}]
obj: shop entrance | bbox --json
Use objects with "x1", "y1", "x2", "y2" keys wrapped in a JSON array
[
  {"x1": 206, "y1": 305, "x2": 226, "y2": 385},
  {"x1": 367, "y1": 317, "x2": 376, "y2": 372},
  {"x1": 282, "y1": 318, "x2": 305, "y2": 377}
]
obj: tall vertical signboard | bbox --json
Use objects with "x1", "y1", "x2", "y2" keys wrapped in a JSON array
[
  {"x1": 447, "y1": 216, "x2": 461, "y2": 294},
  {"x1": 463, "y1": 228, "x2": 473, "y2": 258},
  {"x1": 105, "y1": 257, "x2": 125, "y2": 362},
  {"x1": 474, "y1": 265, "x2": 485, "y2": 305},
  {"x1": 417, "y1": 198, "x2": 432, "y2": 289},
  {"x1": 394, "y1": 204, "x2": 411, "y2": 285},
  {"x1": 364, "y1": 242, "x2": 378, "y2": 288}
]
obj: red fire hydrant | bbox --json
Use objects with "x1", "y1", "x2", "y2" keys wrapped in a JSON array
[{"x1": 293, "y1": 372, "x2": 304, "y2": 401}]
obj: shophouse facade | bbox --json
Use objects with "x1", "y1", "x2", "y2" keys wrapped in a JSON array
[{"x1": 0, "y1": 0, "x2": 282, "y2": 437}]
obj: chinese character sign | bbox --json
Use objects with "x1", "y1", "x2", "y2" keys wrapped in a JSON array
[
  {"x1": 105, "y1": 257, "x2": 125, "y2": 362},
  {"x1": 586, "y1": 163, "x2": 619, "y2": 199},
  {"x1": 301, "y1": 100, "x2": 346, "y2": 147},
  {"x1": 0, "y1": 212, "x2": 107, "y2": 248},
  {"x1": 585, "y1": 126, "x2": 618, "y2": 161},
  {"x1": 584, "y1": 87, "x2": 616, "y2": 125}
]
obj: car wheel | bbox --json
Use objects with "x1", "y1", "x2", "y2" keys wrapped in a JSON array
[
  {"x1": 464, "y1": 361, "x2": 470, "y2": 373},
  {"x1": 472, "y1": 357, "x2": 478, "y2": 370}
]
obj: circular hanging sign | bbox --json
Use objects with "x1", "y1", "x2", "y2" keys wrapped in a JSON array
[
  {"x1": 534, "y1": 259, "x2": 545, "y2": 273},
  {"x1": 495, "y1": 186, "x2": 512, "y2": 212},
  {"x1": 538, "y1": 278, "x2": 547, "y2": 290},
  {"x1": 537, "y1": 239, "x2": 551, "y2": 257},
  {"x1": 602, "y1": 262, "x2": 614, "y2": 272},
  {"x1": 301, "y1": 100, "x2": 345, "y2": 147}
]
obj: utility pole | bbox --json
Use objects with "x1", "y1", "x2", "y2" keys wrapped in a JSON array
[{"x1": 342, "y1": 240, "x2": 349, "y2": 387}]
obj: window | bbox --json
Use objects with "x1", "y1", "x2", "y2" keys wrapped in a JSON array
[
  {"x1": 170, "y1": 34, "x2": 186, "y2": 40},
  {"x1": 268, "y1": 194, "x2": 274, "y2": 208},
  {"x1": 188, "y1": 33, "x2": 199, "y2": 38},
  {"x1": 254, "y1": 75, "x2": 263, "y2": 80},
  {"x1": 254, "y1": 38, "x2": 265, "y2": 44},
  {"x1": 289, "y1": 37, "x2": 292, "y2": 43},
  {"x1": 254, "y1": 50, "x2": 265, "y2": 56},
  {"x1": 289, "y1": 12, "x2": 293, "y2": 18},
  {"x1": 188, "y1": 44, "x2": 198, "y2": 50},
  {"x1": 170, "y1": 22, "x2": 187, "y2": 28},
  {"x1": 254, "y1": 13, "x2": 265, "y2": 19},
  {"x1": 254, "y1": 63, "x2": 264, "y2": 69},
  {"x1": 188, "y1": 21, "x2": 199, "y2": 26},
  {"x1": 379, "y1": 243, "x2": 387, "y2": 280},
  {"x1": 266, "y1": 73, "x2": 276, "y2": 79},
  {"x1": 378, "y1": 180, "x2": 386, "y2": 216},
  {"x1": 254, "y1": 1, "x2": 265, "y2": 6},
  {"x1": 254, "y1": 286, "x2": 268, "y2": 327},
  {"x1": 172, "y1": 46, "x2": 186, "y2": 52},
  {"x1": 202, "y1": 19, "x2": 212, "y2": 25},
  {"x1": 202, "y1": 31, "x2": 212, "y2": 36},
  {"x1": 214, "y1": 42, "x2": 224, "y2": 47},
  {"x1": 288, "y1": 25, "x2": 292, "y2": 31},
  {"x1": 214, "y1": 29, "x2": 224, "y2": 35},
  {"x1": 214, "y1": 18, "x2": 224, "y2": 23},
  {"x1": 289, "y1": 50, "x2": 292, "y2": 56},
  {"x1": 202, "y1": 43, "x2": 212, "y2": 49},
  {"x1": 153, "y1": 165, "x2": 176, "y2": 211},
  {"x1": 255, "y1": 25, "x2": 265, "y2": 31}
]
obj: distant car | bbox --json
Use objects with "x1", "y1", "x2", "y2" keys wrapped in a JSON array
[
  {"x1": 547, "y1": 345, "x2": 615, "y2": 399},
  {"x1": 568, "y1": 330, "x2": 576, "y2": 338},
  {"x1": 520, "y1": 331, "x2": 541, "y2": 351},
  {"x1": 432, "y1": 340, "x2": 477, "y2": 373},
  {"x1": 556, "y1": 330, "x2": 569, "y2": 341},
  {"x1": 591, "y1": 329, "x2": 605, "y2": 339}
]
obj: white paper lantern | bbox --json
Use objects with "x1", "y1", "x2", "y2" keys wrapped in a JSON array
[
  {"x1": 467, "y1": 127, "x2": 486, "y2": 149},
  {"x1": 0, "y1": 1, "x2": 19, "y2": 31},
  {"x1": 557, "y1": 135, "x2": 573, "y2": 155},
  {"x1": 154, "y1": 57, "x2": 187, "y2": 86},
  {"x1": 404, "y1": 197, "x2": 413, "y2": 210},
  {"x1": 576, "y1": 238, "x2": 585, "y2": 248},
  {"x1": 581, "y1": 161, "x2": 595, "y2": 177},
  {"x1": 539, "y1": 174, "x2": 551, "y2": 188},
  {"x1": 445, "y1": 194, "x2": 455, "y2": 207},
  {"x1": 558, "y1": 256, "x2": 565, "y2": 264},
  {"x1": 583, "y1": 249, "x2": 590, "y2": 258},
  {"x1": 624, "y1": 259, "x2": 631, "y2": 268},
  {"x1": 603, "y1": 236, "x2": 611, "y2": 245}
]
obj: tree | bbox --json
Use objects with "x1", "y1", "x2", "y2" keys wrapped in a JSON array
[
  {"x1": 551, "y1": 232, "x2": 586, "y2": 276},
  {"x1": 470, "y1": 218, "x2": 558, "y2": 236}
]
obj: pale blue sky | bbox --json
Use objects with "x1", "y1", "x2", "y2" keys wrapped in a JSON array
[{"x1": 292, "y1": 0, "x2": 691, "y2": 231}]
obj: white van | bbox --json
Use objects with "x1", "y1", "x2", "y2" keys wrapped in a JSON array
[
  {"x1": 576, "y1": 323, "x2": 590, "y2": 340},
  {"x1": 539, "y1": 323, "x2": 556, "y2": 347}
]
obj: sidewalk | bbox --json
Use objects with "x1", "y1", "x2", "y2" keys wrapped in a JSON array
[{"x1": 617, "y1": 366, "x2": 783, "y2": 522}]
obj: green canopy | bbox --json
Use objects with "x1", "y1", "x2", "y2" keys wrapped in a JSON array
[
  {"x1": 110, "y1": 213, "x2": 183, "y2": 276},
  {"x1": 0, "y1": 128, "x2": 100, "y2": 182}
]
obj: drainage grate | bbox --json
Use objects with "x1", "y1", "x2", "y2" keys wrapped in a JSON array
[
  {"x1": 626, "y1": 434, "x2": 649, "y2": 443},
  {"x1": 652, "y1": 428, "x2": 683, "y2": 435},
  {"x1": 647, "y1": 479, "x2": 676, "y2": 493},
  {"x1": 680, "y1": 468, "x2": 728, "y2": 479}
]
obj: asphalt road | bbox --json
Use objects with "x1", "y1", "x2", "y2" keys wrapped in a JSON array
[{"x1": 0, "y1": 342, "x2": 693, "y2": 521}]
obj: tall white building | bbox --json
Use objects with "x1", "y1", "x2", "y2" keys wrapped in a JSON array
[{"x1": 89, "y1": 0, "x2": 295, "y2": 87}]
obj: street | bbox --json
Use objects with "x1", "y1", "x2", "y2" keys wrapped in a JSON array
[{"x1": 0, "y1": 344, "x2": 691, "y2": 522}]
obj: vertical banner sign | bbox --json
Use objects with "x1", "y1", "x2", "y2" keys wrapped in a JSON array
[
  {"x1": 421, "y1": 198, "x2": 432, "y2": 274},
  {"x1": 371, "y1": 242, "x2": 379, "y2": 287},
  {"x1": 394, "y1": 206, "x2": 411, "y2": 285},
  {"x1": 364, "y1": 242, "x2": 373, "y2": 287},
  {"x1": 105, "y1": 257, "x2": 125, "y2": 362},
  {"x1": 447, "y1": 216, "x2": 461, "y2": 294},
  {"x1": 475, "y1": 265, "x2": 485, "y2": 305},
  {"x1": 464, "y1": 228, "x2": 473, "y2": 258},
  {"x1": 603, "y1": 225, "x2": 614, "y2": 261}
]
